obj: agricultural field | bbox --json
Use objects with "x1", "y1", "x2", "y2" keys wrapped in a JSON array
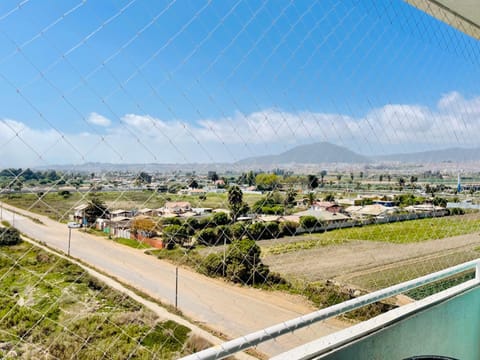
[
  {"x1": 262, "y1": 212, "x2": 480, "y2": 256},
  {"x1": 261, "y1": 213, "x2": 480, "y2": 291},
  {"x1": 0, "y1": 239, "x2": 199, "y2": 359}
]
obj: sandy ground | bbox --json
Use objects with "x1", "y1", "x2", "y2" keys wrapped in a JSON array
[{"x1": 263, "y1": 232, "x2": 480, "y2": 285}]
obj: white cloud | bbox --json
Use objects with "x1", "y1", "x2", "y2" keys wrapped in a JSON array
[
  {"x1": 1, "y1": 91, "x2": 480, "y2": 167},
  {"x1": 87, "y1": 112, "x2": 111, "y2": 127}
]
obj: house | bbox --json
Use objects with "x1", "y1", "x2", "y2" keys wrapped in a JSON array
[
  {"x1": 312, "y1": 201, "x2": 342, "y2": 213},
  {"x1": 137, "y1": 208, "x2": 154, "y2": 216},
  {"x1": 107, "y1": 216, "x2": 131, "y2": 238},
  {"x1": 73, "y1": 203, "x2": 88, "y2": 223},
  {"x1": 405, "y1": 204, "x2": 446, "y2": 213},
  {"x1": 110, "y1": 209, "x2": 133, "y2": 218},
  {"x1": 294, "y1": 209, "x2": 350, "y2": 223},
  {"x1": 164, "y1": 201, "x2": 191, "y2": 214},
  {"x1": 345, "y1": 204, "x2": 392, "y2": 219}
]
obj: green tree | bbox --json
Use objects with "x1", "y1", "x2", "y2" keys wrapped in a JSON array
[
  {"x1": 189, "y1": 178, "x2": 199, "y2": 189},
  {"x1": 208, "y1": 171, "x2": 219, "y2": 182},
  {"x1": 228, "y1": 185, "x2": 244, "y2": 222},
  {"x1": 84, "y1": 197, "x2": 108, "y2": 225},
  {"x1": 255, "y1": 173, "x2": 280, "y2": 191},
  {"x1": 324, "y1": 193, "x2": 335, "y2": 202},
  {"x1": 225, "y1": 238, "x2": 269, "y2": 285},
  {"x1": 162, "y1": 224, "x2": 188, "y2": 249},
  {"x1": 320, "y1": 170, "x2": 327, "y2": 184},
  {"x1": 305, "y1": 192, "x2": 316, "y2": 206},
  {"x1": 284, "y1": 188, "x2": 297, "y2": 207},
  {"x1": 307, "y1": 174, "x2": 319, "y2": 190},
  {"x1": 138, "y1": 171, "x2": 152, "y2": 184},
  {"x1": 246, "y1": 171, "x2": 256, "y2": 186},
  {"x1": 212, "y1": 212, "x2": 230, "y2": 226}
]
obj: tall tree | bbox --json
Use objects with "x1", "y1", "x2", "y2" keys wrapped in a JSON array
[
  {"x1": 84, "y1": 196, "x2": 108, "y2": 225},
  {"x1": 307, "y1": 174, "x2": 319, "y2": 190},
  {"x1": 320, "y1": 170, "x2": 327, "y2": 184},
  {"x1": 228, "y1": 185, "x2": 244, "y2": 222}
]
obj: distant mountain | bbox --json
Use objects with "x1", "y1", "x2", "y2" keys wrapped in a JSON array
[
  {"x1": 236, "y1": 142, "x2": 370, "y2": 165},
  {"x1": 375, "y1": 147, "x2": 480, "y2": 163}
]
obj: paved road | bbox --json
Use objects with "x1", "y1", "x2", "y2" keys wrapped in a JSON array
[{"x1": 0, "y1": 203, "x2": 344, "y2": 356}]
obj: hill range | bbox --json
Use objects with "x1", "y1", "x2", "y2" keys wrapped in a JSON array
[{"x1": 237, "y1": 142, "x2": 480, "y2": 165}]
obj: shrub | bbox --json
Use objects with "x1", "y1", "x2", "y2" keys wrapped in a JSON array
[
  {"x1": 246, "y1": 222, "x2": 265, "y2": 240},
  {"x1": 264, "y1": 221, "x2": 281, "y2": 238},
  {"x1": 261, "y1": 205, "x2": 284, "y2": 215},
  {"x1": 198, "y1": 216, "x2": 214, "y2": 229},
  {"x1": 197, "y1": 228, "x2": 217, "y2": 246},
  {"x1": 0, "y1": 227, "x2": 22, "y2": 246},
  {"x1": 200, "y1": 253, "x2": 223, "y2": 276},
  {"x1": 162, "y1": 225, "x2": 188, "y2": 249},
  {"x1": 216, "y1": 225, "x2": 232, "y2": 244},
  {"x1": 184, "y1": 217, "x2": 200, "y2": 230},
  {"x1": 212, "y1": 212, "x2": 230, "y2": 226},
  {"x1": 300, "y1": 215, "x2": 318, "y2": 229},
  {"x1": 231, "y1": 222, "x2": 246, "y2": 240},
  {"x1": 448, "y1": 207, "x2": 465, "y2": 216},
  {"x1": 160, "y1": 217, "x2": 181, "y2": 226},
  {"x1": 280, "y1": 221, "x2": 298, "y2": 236}
]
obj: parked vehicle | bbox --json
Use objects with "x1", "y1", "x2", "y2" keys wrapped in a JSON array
[{"x1": 67, "y1": 222, "x2": 81, "y2": 228}]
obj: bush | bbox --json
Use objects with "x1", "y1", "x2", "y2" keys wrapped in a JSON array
[
  {"x1": 231, "y1": 222, "x2": 246, "y2": 240},
  {"x1": 160, "y1": 217, "x2": 181, "y2": 226},
  {"x1": 162, "y1": 224, "x2": 188, "y2": 249},
  {"x1": 197, "y1": 228, "x2": 217, "y2": 246},
  {"x1": 280, "y1": 221, "x2": 298, "y2": 236},
  {"x1": 449, "y1": 207, "x2": 465, "y2": 215},
  {"x1": 225, "y1": 238, "x2": 270, "y2": 284},
  {"x1": 216, "y1": 225, "x2": 232, "y2": 244},
  {"x1": 264, "y1": 221, "x2": 281, "y2": 238},
  {"x1": 261, "y1": 205, "x2": 284, "y2": 215},
  {"x1": 212, "y1": 212, "x2": 230, "y2": 226},
  {"x1": 246, "y1": 222, "x2": 266, "y2": 240},
  {"x1": 300, "y1": 215, "x2": 319, "y2": 229},
  {"x1": 198, "y1": 216, "x2": 214, "y2": 229},
  {"x1": 184, "y1": 217, "x2": 200, "y2": 230},
  {"x1": 200, "y1": 253, "x2": 223, "y2": 276},
  {"x1": 0, "y1": 227, "x2": 22, "y2": 246}
]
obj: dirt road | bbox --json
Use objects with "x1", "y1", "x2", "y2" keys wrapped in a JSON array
[{"x1": 0, "y1": 202, "x2": 345, "y2": 357}]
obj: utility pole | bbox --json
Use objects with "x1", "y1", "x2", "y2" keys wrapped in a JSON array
[
  {"x1": 223, "y1": 236, "x2": 226, "y2": 277},
  {"x1": 68, "y1": 227, "x2": 72, "y2": 256},
  {"x1": 175, "y1": 267, "x2": 178, "y2": 309}
]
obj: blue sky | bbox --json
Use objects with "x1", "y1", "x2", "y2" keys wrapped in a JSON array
[{"x1": 0, "y1": 0, "x2": 479, "y2": 167}]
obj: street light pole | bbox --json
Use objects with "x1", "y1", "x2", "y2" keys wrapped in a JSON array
[{"x1": 68, "y1": 227, "x2": 72, "y2": 256}]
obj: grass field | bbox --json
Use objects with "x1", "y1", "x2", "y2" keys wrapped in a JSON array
[
  {"x1": 0, "y1": 191, "x2": 263, "y2": 221},
  {"x1": 0, "y1": 240, "x2": 198, "y2": 359},
  {"x1": 264, "y1": 214, "x2": 480, "y2": 255}
]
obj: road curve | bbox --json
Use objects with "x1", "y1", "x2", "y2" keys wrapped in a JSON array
[{"x1": 0, "y1": 202, "x2": 344, "y2": 356}]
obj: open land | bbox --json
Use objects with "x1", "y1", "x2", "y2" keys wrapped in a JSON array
[
  {"x1": 0, "y1": 240, "x2": 194, "y2": 359},
  {"x1": 261, "y1": 213, "x2": 480, "y2": 290}
]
